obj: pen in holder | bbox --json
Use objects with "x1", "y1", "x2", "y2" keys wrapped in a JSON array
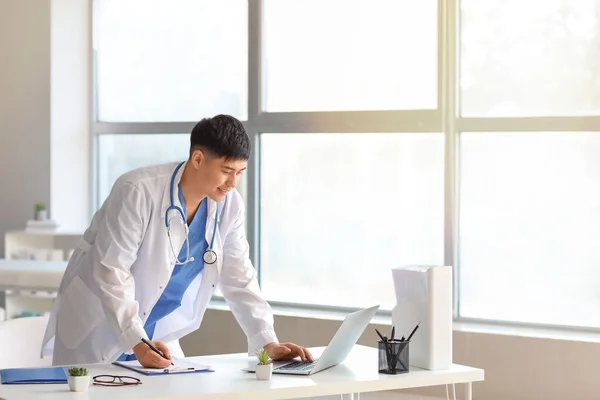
[{"x1": 378, "y1": 340, "x2": 409, "y2": 374}]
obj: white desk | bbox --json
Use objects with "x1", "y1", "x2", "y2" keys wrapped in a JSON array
[{"x1": 0, "y1": 345, "x2": 484, "y2": 400}]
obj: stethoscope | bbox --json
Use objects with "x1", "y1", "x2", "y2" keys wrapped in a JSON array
[{"x1": 165, "y1": 162, "x2": 218, "y2": 265}]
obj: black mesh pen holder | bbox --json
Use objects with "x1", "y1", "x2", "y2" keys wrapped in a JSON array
[{"x1": 378, "y1": 340, "x2": 409, "y2": 374}]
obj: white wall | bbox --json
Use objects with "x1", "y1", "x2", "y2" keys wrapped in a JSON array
[
  {"x1": 0, "y1": 0, "x2": 52, "y2": 257},
  {"x1": 50, "y1": 0, "x2": 91, "y2": 232},
  {"x1": 0, "y1": 0, "x2": 89, "y2": 258}
]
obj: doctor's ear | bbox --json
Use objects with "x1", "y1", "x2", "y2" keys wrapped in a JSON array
[{"x1": 189, "y1": 148, "x2": 207, "y2": 167}]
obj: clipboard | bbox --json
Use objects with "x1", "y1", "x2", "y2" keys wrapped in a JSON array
[{"x1": 114, "y1": 358, "x2": 214, "y2": 376}]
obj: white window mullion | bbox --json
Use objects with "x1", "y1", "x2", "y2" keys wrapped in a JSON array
[
  {"x1": 246, "y1": 0, "x2": 262, "y2": 280},
  {"x1": 93, "y1": 122, "x2": 196, "y2": 135},
  {"x1": 247, "y1": 0, "x2": 263, "y2": 123},
  {"x1": 247, "y1": 110, "x2": 442, "y2": 134},
  {"x1": 458, "y1": 116, "x2": 600, "y2": 133},
  {"x1": 442, "y1": 0, "x2": 460, "y2": 318}
]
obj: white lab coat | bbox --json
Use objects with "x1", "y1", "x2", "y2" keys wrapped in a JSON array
[{"x1": 41, "y1": 161, "x2": 278, "y2": 365}]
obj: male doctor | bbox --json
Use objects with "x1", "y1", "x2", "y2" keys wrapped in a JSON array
[{"x1": 42, "y1": 114, "x2": 312, "y2": 368}]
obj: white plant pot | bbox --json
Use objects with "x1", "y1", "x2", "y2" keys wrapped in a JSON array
[
  {"x1": 36, "y1": 210, "x2": 47, "y2": 221},
  {"x1": 68, "y1": 376, "x2": 91, "y2": 392},
  {"x1": 255, "y1": 363, "x2": 273, "y2": 380}
]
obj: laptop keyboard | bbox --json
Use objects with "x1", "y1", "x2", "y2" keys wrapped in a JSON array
[{"x1": 275, "y1": 359, "x2": 319, "y2": 371}]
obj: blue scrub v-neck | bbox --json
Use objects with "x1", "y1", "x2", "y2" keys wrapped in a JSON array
[
  {"x1": 117, "y1": 186, "x2": 208, "y2": 361},
  {"x1": 144, "y1": 185, "x2": 208, "y2": 337}
]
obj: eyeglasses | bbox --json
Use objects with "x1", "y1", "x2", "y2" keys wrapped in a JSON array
[{"x1": 92, "y1": 375, "x2": 142, "y2": 386}]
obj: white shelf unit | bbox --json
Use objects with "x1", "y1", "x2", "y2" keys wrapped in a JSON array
[
  {"x1": 5, "y1": 230, "x2": 82, "y2": 261},
  {"x1": 3, "y1": 289, "x2": 57, "y2": 320},
  {"x1": 0, "y1": 258, "x2": 68, "y2": 320},
  {"x1": 1, "y1": 231, "x2": 81, "y2": 320}
]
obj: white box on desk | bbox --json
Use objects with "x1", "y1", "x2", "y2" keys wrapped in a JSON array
[{"x1": 391, "y1": 265, "x2": 452, "y2": 370}]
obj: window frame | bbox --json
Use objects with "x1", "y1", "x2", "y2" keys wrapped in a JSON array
[
  {"x1": 91, "y1": 0, "x2": 600, "y2": 329},
  {"x1": 91, "y1": 0, "x2": 446, "y2": 320},
  {"x1": 452, "y1": 0, "x2": 600, "y2": 331}
]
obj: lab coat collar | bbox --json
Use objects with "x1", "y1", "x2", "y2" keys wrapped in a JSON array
[{"x1": 160, "y1": 160, "x2": 219, "y2": 222}]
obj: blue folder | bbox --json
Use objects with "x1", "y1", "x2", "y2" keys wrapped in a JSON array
[{"x1": 0, "y1": 367, "x2": 67, "y2": 384}]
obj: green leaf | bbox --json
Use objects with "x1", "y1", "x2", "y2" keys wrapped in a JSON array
[
  {"x1": 68, "y1": 367, "x2": 88, "y2": 376},
  {"x1": 256, "y1": 348, "x2": 271, "y2": 365}
]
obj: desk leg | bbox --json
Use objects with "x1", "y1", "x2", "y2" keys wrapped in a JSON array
[
  {"x1": 445, "y1": 384, "x2": 456, "y2": 400},
  {"x1": 466, "y1": 382, "x2": 472, "y2": 400},
  {"x1": 0, "y1": 289, "x2": 6, "y2": 317}
]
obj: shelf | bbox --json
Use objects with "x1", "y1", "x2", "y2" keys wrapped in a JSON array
[
  {"x1": 0, "y1": 259, "x2": 67, "y2": 291},
  {"x1": 2, "y1": 232, "x2": 73, "y2": 321},
  {"x1": 5, "y1": 231, "x2": 81, "y2": 262},
  {"x1": 6, "y1": 230, "x2": 83, "y2": 236},
  {"x1": 5, "y1": 290, "x2": 57, "y2": 299},
  {"x1": 0, "y1": 259, "x2": 68, "y2": 270}
]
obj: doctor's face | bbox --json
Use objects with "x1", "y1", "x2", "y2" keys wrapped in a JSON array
[{"x1": 193, "y1": 151, "x2": 247, "y2": 201}]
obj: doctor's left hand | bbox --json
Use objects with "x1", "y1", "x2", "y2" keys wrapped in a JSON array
[{"x1": 264, "y1": 342, "x2": 313, "y2": 362}]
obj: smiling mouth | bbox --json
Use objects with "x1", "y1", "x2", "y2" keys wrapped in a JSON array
[{"x1": 218, "y1": 187, "x2": 230, "y2": 194}]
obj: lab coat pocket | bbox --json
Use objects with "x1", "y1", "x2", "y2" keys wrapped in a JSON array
[{"x1": 57, "y1": 276, "x2": 104, "y2": 349}]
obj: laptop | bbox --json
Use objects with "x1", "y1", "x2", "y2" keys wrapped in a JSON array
[{"x1": 244, "y1": 304, "x2": 380, "y2": 376}]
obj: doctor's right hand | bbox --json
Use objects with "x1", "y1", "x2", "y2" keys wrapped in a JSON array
[{"x1": 132, "y1": 340, "x2": 172, "y2": 369}]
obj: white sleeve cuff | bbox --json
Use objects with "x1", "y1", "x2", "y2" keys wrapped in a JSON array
[
  {"x1": 119, "y1": 323, "x2": 148, "y2": 353},
  {"x1": 247, "y1": 328, "x2": 279, "y2": 356}
]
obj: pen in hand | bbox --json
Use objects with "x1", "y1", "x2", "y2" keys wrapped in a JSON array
[{"x1": 142, "y1": 338, "x2": 174, "y2": 366}]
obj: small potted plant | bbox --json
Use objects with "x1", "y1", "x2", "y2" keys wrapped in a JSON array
[
  {"x1": 255, "y1": 348, "x2": 273, "y2": 380},
  {"x1": 34, "y1": 202, "x2": 47, "y2": 221},
  {"x1": 68, "y1": 367, "x2": 90, "y2": 392}
]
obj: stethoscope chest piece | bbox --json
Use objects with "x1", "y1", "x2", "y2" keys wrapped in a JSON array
[{"x1": 203, "y1": 249, "x2": 217, "y2": 265}]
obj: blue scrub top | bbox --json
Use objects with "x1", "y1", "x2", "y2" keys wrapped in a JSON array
[{"x1": 117, "y1": 185, "x2": 207, "y2": 361}]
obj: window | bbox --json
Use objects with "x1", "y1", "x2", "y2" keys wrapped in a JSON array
[
  {"x1": 458, "y1": 132, "x2": 600, "y2": 327},
  {"x1": 96, "y1": 133, "x2": 248, "y2": 209},
  {"x1": 460, "y1": 0, "x2": 600, "y2": 117},
  {"x1": 93, "y1": 0, "x2": 600, "y2": 329},
  {"x1": 263, "y1": 0, "x2": 438, "y2": 112},
  {"x1": 94, "y1": 0, "x2": 248, "y2": 122},
  {"x1": 96, "y1": 134, "x2": 189, "y2": 205},
  {"x1": 456, "y1": 0, "x2": 600, "y2": 329},
  {"x1": 260, "y1": 133, "x2": 444, "y2": 310},
  {"x1": 93, "y1": 0, "x2": 441, "y2": 313}
]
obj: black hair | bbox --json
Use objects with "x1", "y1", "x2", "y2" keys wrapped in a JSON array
[{"x1": 189, "y1": 114, "x2": 251, "y2": 160}]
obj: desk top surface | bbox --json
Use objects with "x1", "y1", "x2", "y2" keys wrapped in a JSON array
[{"x1": 0, "y1": 345, "x2": 484, "y2": 400}]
